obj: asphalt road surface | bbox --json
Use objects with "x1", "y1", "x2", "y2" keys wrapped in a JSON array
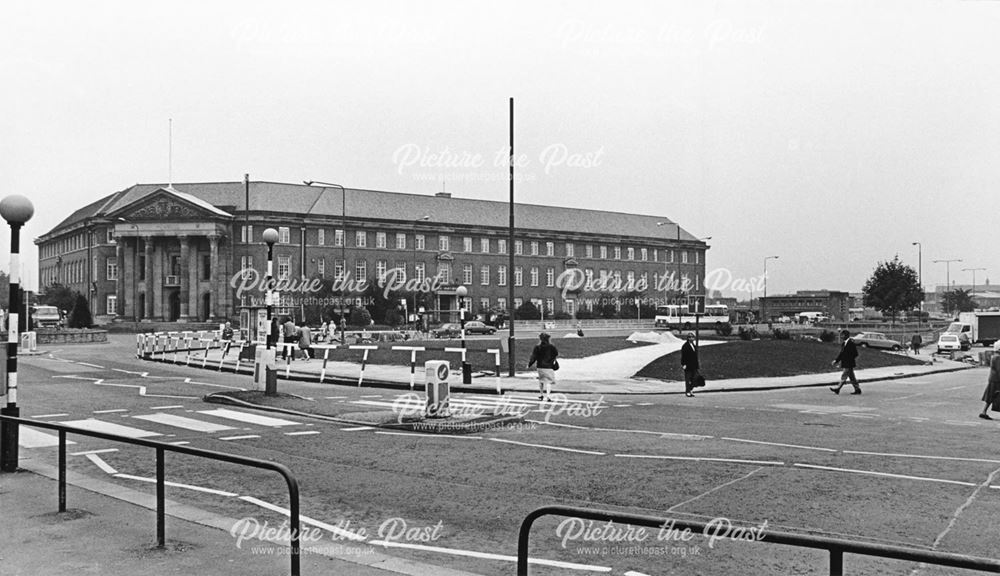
[{"x1": 12, "y1": 335, "x2": 1000, "y2": 576}]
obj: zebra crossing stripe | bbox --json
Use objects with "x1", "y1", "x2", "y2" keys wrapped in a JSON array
[
  {"x1": 58, "y1": 419, "x2": 161, "y2": 438},
  {"x1": 18, "y1": 427, "x2": 76, "y2": 448},
  {"x1": 133, "y1": 413, "x2": 236, "y2": 433},
  {"x1": 196, "y1": 408, "x2": 300, "y2": 427}
]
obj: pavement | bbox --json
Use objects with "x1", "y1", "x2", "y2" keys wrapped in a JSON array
[{"x1": 2, "y1": 338, "x2": 979, "y2": 576}]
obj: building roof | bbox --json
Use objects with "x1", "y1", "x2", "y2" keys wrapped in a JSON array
[{"x1": 38, "y1": 181, "x2": 701, "y2": 243}]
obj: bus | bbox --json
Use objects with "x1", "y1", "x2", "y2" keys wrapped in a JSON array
[{"x1": 654, "y1": 304, "x2": 731, "y2": 330}]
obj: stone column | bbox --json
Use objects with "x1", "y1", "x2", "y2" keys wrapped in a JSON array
[
  {"x1": 115, "y1": 241, "x2": 125, "y2": 320},
  {"x1": 179, "y1": 235, "x2": 190, "y2": 321},
  {"x1": 144, "y1": 237, "x2": 154, "y2": 321},
  {"x1": 209, "y1": 234, "x2": 220, "y2": 321}
]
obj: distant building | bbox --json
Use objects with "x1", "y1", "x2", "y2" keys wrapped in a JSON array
[
  {"x1": 925, "y1": 280, "x2": 999, "y2": 315},
  {"x1": 759, "y1": 290, "x2": 852, "y2": 322}
]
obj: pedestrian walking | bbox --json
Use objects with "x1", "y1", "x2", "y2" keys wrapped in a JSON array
[
  {"x1": 680, "y1": 332, "x2": 700, "y2": 397},
  {"x1": 220, "y1": 321, "x2": 235, "y2": 358},
  {"x1": 527, "y1": 332, "x2": 559, "y2": 401},
  {"x1": 318, "y1": 320, "x2": 329, "y2": 343},
  {"x1": 910, "y1": 333, "x2": 923, "y2": 355},
  {"x1": 281, "y1": 317, "x2": 298, "y2": 360},
  {"x1": 830, "y1": 329, "x2": 861, "y2": 395},
  {"x1": 978, "y1": 343, "x2": 1000, "y2": 419},
  {"x1": 298, "y1": 325, "x2": 313, "y2": 361}
]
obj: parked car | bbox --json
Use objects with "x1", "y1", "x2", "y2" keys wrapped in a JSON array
[
  {"x1": 851, "y1": 332, "x2": 902, "y2": 351},
  {"x1": 432, "y1": 321, "x2": 497, "y2": 338},
  {"x1": 937, "y1": 333, "x2": 963, "y2": 354}
]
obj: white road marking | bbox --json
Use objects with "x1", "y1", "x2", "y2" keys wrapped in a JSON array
[
  {"x1": 489, "y1": 438, "x2": 604, "y2": 455},
  {"x1": 944, "y1": 385, "x2": 968, "y2": 391},
  {"x1": 197, "y1": 408, "x2": 300, "y2": 427},
  {"x1": 668, "y1": 467, "x2": 764, "y2": 513},
  {"x1": 325, "y1": 396, "x2": 348, "y2": 399},
  {"x1": 239, "y1": 496, "x2": 367, "y2": 541},
  {"x1": 76, "y1": 362, "x2": 104, "y2": 368},
  {"x1": 115, "y1": 474, "x2": 239, "y2": 497},
  {"x1": 32, "y1": 413, "x2": 69, "y2": 419},
  {"x1": 18, "y1": 428, "x2": 75, "y2": 448},
  {"x1": 284, "y1": 431, "x2": 321, "y2": 436},
  {"x1": 150, "y1": 405, "x2": 184, "y2": 410},
  {"x1": 340, "y1": 426, "x2": 375, "y2": 432},
  {"x1": 219, "y1": 435, "x2": 261, "y2": 441},
  {"x1": 168, "y1": 441, "x2": 190, "y2": 445},
  {"x1": 93, "y1": 381, "x2": 198, "y2": 400},
  {"x1": 375, "y1": 431, "x2": 483, "y2": 440},
  {"x1": 93, "y1": 409, "x2": 128, "y2": 414},
  {"x1": 721, "y1": 437, "x2": 837, "y2": 453},
  {"x1": 945, "y1": 421, "x2": 981, "y2": 427},
  {"x1": 792, "y1": 463, "x2": 977, "y2": 487},
  {"x1": 133, "y1": 413, "x2": 236, "y2": 433},
  {"x1": 616, "y1": 454, "x2": 784, "y2": 466},
  {"x1": 528, "y1": 420, "x2": 588, "y2": 429},
  {"x1": 842, "y1": 413, "x2": 879, "y2": 419},
  {"x1": 85, "y1": 453, "x2": 118, "y2": 475},
  {"x1": 369, "y1": 540, "x2": 611, "y2": 572},
  {"x1": 58, "y1": 419, "x2": 161, "y2": 438},
  {"x1": 71, "y1": 448, "x2": 119, "y2": 456},
  {"x1": 843, "y1": 450, "x2": 1000, "y2": 464}
]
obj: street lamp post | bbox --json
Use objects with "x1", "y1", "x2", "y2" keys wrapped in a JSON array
[
  {"x1": 963, "y1": 267, "x2": 986, "y2": 312},
  {"x1": 912, "y1": 242, "x2": 922, "y2": 326},
  {"x1": 304, "y1": 181, "x2": 347, "y2": 343},
  {"x1": 656, "y1": 222, "x2": 681, "y2": 300},
  {"x1": 762, "y1": 256, "x2": 779, "y2": 323},
  {"x1": 456, "y1": 285, "x2": 472, "y2": 384},
  {"x1": 262, "y1": 228, "x2": 279, "y2": 396},
  {"x1": 0, "y1": 194, "x2": 34, "y2": 473},
  {"x1": 933, "y1": 259, "x2": 963, "y2": 315},
  {"x1": 412, "y1": 215, "x2": 430, "y2": 332}
]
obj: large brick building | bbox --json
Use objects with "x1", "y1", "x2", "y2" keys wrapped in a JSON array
[{"x1": 35, "y1": 181, "x2": 709, "y2": 326}]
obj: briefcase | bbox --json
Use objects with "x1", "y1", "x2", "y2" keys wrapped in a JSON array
[{"x1": 693, "y1": 374, "x2": 706, "y2": 388}]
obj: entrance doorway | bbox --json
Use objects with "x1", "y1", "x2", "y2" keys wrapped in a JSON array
[
  {"x1": 201, "y1": 293, "x2": 211, "y2": 321},
  {"x1": 168, "y1": 290, "x2": 180, "y2": 321}
]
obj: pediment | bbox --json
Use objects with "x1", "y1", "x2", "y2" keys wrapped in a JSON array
[
  {"x1": 564, "y1": 258, "x2": 579, "y2": 267},
  {"x1": 108, "y1": 188, "x2": 227, "y2": 222},
  {"x1": 436, "y1": 251, "x2": 455, "y2": 261}
]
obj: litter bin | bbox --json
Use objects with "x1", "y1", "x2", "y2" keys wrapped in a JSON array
[
  {"x1": 253, "y1": 347, "x2": 277, "y2": 393},
  {"x1": 425, "y1": 360, "x2": 450, "y2": 418}
]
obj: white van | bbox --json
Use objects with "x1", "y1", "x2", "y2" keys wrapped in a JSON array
[{"x1": 31, "y1": 305, "x2": 62, "y2": 328}]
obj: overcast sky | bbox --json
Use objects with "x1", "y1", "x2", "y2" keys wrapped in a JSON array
[{"x1": 1, "y1": 0, "x2": 997, "y2": 297}]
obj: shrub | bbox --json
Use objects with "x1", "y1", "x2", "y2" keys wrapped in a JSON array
[
  {"x1": 771, "y1": 328, "x2": 791, "y2": 340},
  {"x1": 819, "y1": 329, "x2": 837, "y2": 342},
  {"x1": 68, "y1": 294, "x2": 93, "y2": 328},
  {"x1": 715, "y1": 322, "x2": 733, "y2": 337},
  {"x1": 738, "y1": 326, "x2": 758, "y2": 340},
  {"x1": 575, "y1": 309, "x2": 596, "y2": 320},
  {"x1": 349, "y1": 307, "x2": 372, "y2": 327}
]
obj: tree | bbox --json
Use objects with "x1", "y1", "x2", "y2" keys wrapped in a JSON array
[
  {"x1": 515, "y1": 300, "x2": 541, "y2": 320},
  {"x1": 39, "y1": 283, "x2": 77, "y2": 313},
  {"x1": 68, "y1": 293, "x2": 93, "y2": 328},
  {"x1": 862, "y1": 256, "x2": 922, "y2": 324},
  {"x1": 941, "y1": 289, "x2": 975, "y2": 315}
]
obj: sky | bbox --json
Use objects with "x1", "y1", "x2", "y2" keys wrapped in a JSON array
[{"x1": 1, "y1": 0, "x2": 997, "y2": 297}]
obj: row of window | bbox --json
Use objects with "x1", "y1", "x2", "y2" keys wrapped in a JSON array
[{"x1": 241, "y1": 225, "x2": 702, "y2": 264}]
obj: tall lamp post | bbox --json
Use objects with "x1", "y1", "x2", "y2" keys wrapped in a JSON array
[
  {"x1": 262, "y1": 228, "x2": 279, "y2": 396},
  {"x1": 963, "y1": 267, "x2": 986, "y2": 312},
  {"x1": 656, "y1": 221, "x2": 681, "y2": 299},
  {"x1": 456, "y1": 285, "x2": 472, "y2": 384},
  {"x1": 412, "y1": 215, "x2": 430, "y2": 331},
  {"x1": 0, "y1": 195, "x2": 34, "y2": 472},
  {"x1": 762, "y1": 256, "x2": 779, "y2": 322},
  {"x1": 933, "y1": 259, "x2": 963, "y2": 315},
  {"x1": 912, "y1": 242, "x2": 922, "y2": 326},
  {"x1": 304, "y1": 181, "x2": 347, "y2": 343}
]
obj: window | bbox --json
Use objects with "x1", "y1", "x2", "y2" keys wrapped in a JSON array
[
  {"x1": 335, "y1": 229, "x2": 344, "y2": 247},
  {"x1": 585, "y1": 268, "x2": 594, "y2": 284},
  {"x1": 395, "y1": 261, "x2": 407, "y2": 280},
  {"x1": 376, "y1": 232, "x2": 387, "y2": 249},
  {"x1": 277, "y1": 255, "x2": 291, "y2": 279},
  {"x1": 439, "y1": 235, "x2": 450, "y2": 251},
  {"x1": 416, "y1": 234, "x2": 425, "y2": 250},
  {"x1": 356, "y1": 260, "x2": 367, "y2": 279},
  {"x1": 599, "y1": 246, "x2": 607, "y2": 259},
  {"x1": 586, "y1": 245, "x2": 593, "y2": 258},
  {"x1": 241, "y1": 256, "x2": 253, "y2": 279},
  {"x1": 696, "y1": 251, "x2": 700, "y2": 264},
  {"x1": 279, "y1": 227, "x2": 291, "y2": 244},
  {"x1": 318, "y1": 229, "x2": 325, "y2": 245},
  {"x1": 530, "y1": 267, "x2": 539, "y2": 286},
  {"x1": 682, "y1": 251, "x2": 689, "y2": 264},
  {"x1": 545, "y1": 298, "x2": 554, "y2": 314},
  {"x1": 202, "y1": 254, "x2": 211, "y2": 281},
  {"x1": 376, "y1": 260, "x2": 387, "y2": 280},
  {"x1": 480, "y1": 238, "x2": 489, "y2": 253},
  {"x1": 498, "y1": 239, "x2": 507, "y2": 254},
  {"x1": 463, "y1": 264, "x2": 473, "y2": 285},
  {"x1": 106, "y1": 258, "x2": 118, "y2": 281},
  {"x1": 415, "y1": 262, "x2": 426, "y2": 281},
  {"x1": 107, "y1": 295, "x2": 117, "y2": 316},
  {"x1": 546, "y1": 267, "x2": 555, "y2": 287},
  {"x1": 479, "y1": 297, "x2": 489, "y2": 312},
  {"x1": 498, "y1": 265, "x2": 507, "y2": 286},
  {"x1": 463, "y1": 237, "x2": 473, "y2": 252},
  {"x1": 627, "y1": 271, "x2": 635, "y2": 285},
  {"x1": 356, "y1": 231, "x2": 367, "y2": 248},
  {"x1": 514, "y1": 240, "x2": 523, "y2": 255},
  {"x1": 614, "y1": 246, "x2": 622, "y2": 260},
  {"x1": 318, "y1": 258, "x2": 325, "y2": 277},
  {"x1": 480, "y1": 265, "x2": 490, "y2": 285},
  {"x1": 242, "y1": 226, "x2": 253, "y2": 243},
  {"x1": 566, "y1": 243, "x2": 574, "y2": 258},
  {"x1": 514, "y1": 266, "x2": 523, "y2": 286},
  {"x1": 335, "y1": 259, "x2": 345, "y2": 279},
  {"x1": 546, "y1": 242, "x2": 554, "y2": 257},
  {"x1": 654, "y1": 249, "x2": 659, "y2": 262},
  {"x1": 514, "y1": 297, "x2": 523, "y2": 309},
  {"x1": 641, "y1": 248, "x2": 648, "y2": 261},
  {"x1": 530, "y1": 241, "x2": 539, "y2": 256},
  {"x1": 436, "y1": 262, "x2": 451, "y2": 283},
  {"x1": 396, "y1": 233, "x2": 406, "y2": 250},
  {"x1": 497, "y1": 297, "x2": 507, "y2": 311},
  {"x1": 669, "y1": 249, "x2": 675, "y2": 263},
  {"x1": 627, "y1": 247, "x2": 634, "y2": 261},
  {"x1": 564, "y1": 299, "x2": 576, "y2": 316},
  {"x1": 107, "y1": 228, "x2": 115, "y2": 244}
]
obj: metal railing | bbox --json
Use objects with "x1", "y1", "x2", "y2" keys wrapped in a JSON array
[
  {"x1": 517, "y1": 505, "x2": 1000, "y2": 575},
  {"x1": 1, "y1": 415, "x2": 302, "y2": 576}
]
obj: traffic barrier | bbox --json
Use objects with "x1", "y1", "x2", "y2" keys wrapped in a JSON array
[
  {"x1": 311, "y1": 344, "x2": 339, "y2": 383},
  {"x1": 350, "y1": 345, "x2": 379, "y2": 386},
  {"x1": 487, "y1": 348, "x2": 501, "y2": 393},
  {"x1": 392, "y1": 346, "x2": 426, "y2": 389}
]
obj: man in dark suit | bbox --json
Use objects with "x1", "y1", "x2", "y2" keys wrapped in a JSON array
[
  {"x1": 831, "y1": 329, "x2": 861, "y2": 395},
  {"x1": 680, "y1": 332, "x2": 700, "y2": 398}
]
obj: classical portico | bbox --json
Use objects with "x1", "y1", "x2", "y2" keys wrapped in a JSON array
[{"x1": 109, "y1": 188, "x2": 233, "y2": 322}]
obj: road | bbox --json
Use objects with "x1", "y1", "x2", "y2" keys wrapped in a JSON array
[{"x1": 11, "y1": 335, "x2": 1000, "y2": 575}]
